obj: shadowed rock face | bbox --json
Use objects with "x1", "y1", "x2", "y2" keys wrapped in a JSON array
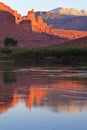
[
  {"x1": 0, "y1": 2, "x2": 22, "y2": 24},
  {"x1": 19, "y1": 20, "x2": 32, "y2": 32},
  {"x1": 0, "y1": 2, "x2": 87, "y2": 48},
  {"x1": 53, "y1": 36, "x2": 87, "y2": 48},
  {"x1": 0, "y1": 10, "x2": 15, "y2": 24}
]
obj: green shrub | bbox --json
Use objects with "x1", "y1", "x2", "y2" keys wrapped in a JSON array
[{"x1": 4, "y1": 37, "x2": 18, "y2": 47}]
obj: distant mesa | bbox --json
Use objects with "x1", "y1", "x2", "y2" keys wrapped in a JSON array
[
  {"x1": 50, "y1": 7, "x2": 87, "y2": 16},
  {"x1": 37, "y1": 8, "x2": 87, "y2": 31}
]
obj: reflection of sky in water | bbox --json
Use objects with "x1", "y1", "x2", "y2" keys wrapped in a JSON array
[
  {"x1": 0, "y1": 65, "x2": 87, "y2": 130},
  {"x1": 0, "y1": 102, "x2": 87, "y2": 130}
]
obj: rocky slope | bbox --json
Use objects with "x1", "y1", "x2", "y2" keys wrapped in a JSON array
[
  {"x1": 36, "y1": 11, "x2": 87, "y2": 31},
  {"x1": 52, "y1": 36, "x2": 87, "y2": 48}
]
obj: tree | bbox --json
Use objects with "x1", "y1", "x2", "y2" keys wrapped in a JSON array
[{"x1": 4, "y1": 37, "x2": 18, "y2": 47}]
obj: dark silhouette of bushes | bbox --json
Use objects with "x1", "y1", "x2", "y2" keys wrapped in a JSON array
[
  {"x1": 4, "y1": 37, "x2": 18, "y2": 47},
  {"x1": 11, "y1": 47, "x2": 87, "y2": 64}
]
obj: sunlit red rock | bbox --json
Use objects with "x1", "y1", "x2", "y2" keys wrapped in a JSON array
[
  {"x1": 0, "y1": 91, "x2": 19, "y2": 114},
  {"x1": 27, "y1": 9, "x2": 37, "y2": 25},
  {"x1": 0, "y1": 2, "x2": 87, "y2": 47}
]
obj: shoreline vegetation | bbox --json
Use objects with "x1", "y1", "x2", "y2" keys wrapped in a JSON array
[{"x1": 0, "y1": 47, "x2": 87, "y2": 65}]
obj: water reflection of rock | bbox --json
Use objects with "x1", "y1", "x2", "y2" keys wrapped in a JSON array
[
  {"x1": 0, "y1": 62, "x2": 17, "y2": 84},
  {"x1": 3, "y1": 71, "x2": 17, "y2": 84},
  {"x1": 0, "y1": 69, "x2": 87, "y2": 114}
]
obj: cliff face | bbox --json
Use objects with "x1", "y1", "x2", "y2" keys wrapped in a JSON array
[
  {"x1": 0, "y1": 10, "x2": 15, "y2": 24},
  {"x1": 0, "y1": 10, "x2": 65, "y2": 47},
  {"x1": 0, "y1": 2, "x2": 87, "y2": 47},
  {"x1": 19, "y1": 20, "x2": 32, "y2": 32},
  {"x1": 19, "y1": 9, "x2": 87, "y2": 40},
  {"x1": 0, "y1": 2, "x2": 22, "y2": 24},
  {"x1": 20, "y1": 9, "x2": 51, "y2": 33}
]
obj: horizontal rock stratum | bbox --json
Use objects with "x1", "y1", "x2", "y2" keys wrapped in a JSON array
[{"x1": 0, "y1": 2, "x2": 87, "y2": 47}]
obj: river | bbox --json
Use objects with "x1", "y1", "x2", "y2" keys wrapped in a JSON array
[{"x1": 0, "y1": 63, "x2": 87, "y2": 130}]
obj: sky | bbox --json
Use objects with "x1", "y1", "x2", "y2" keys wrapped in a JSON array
[{"x1": 0, "y1": 0, "x2": 87, "y2": 15}]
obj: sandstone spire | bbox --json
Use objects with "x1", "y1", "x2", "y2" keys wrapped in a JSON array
[
  {"x1": 27, "y1": 9, "x2": 37, "y2": 25},
  {"x1": 37, "y1": 15, "x2": 43, "y2": 23}
]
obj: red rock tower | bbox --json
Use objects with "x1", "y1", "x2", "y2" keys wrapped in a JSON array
[{"x1": 27, "y1": 9, "x2": 37, "y2": 25}]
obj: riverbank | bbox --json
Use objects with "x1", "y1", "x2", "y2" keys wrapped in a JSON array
[{"x1": 0, "y1": 47, "x2": 87, "y2": 65}]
